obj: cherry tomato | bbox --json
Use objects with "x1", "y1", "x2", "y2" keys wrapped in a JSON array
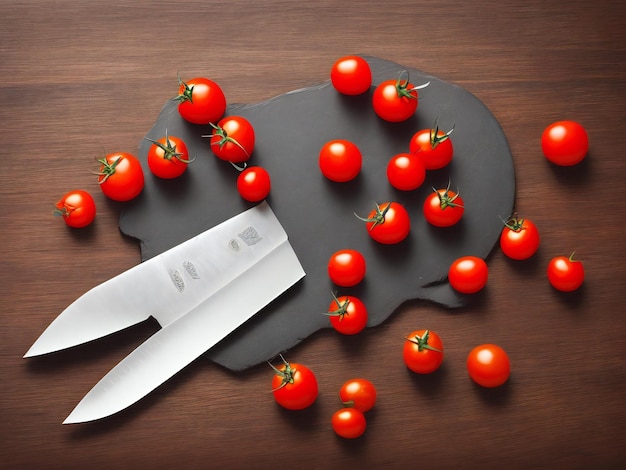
[
  {"x1": 372, "y1": 70, "x2": 428, "y2": 122},
  {"x1": 467, "y1": 344, "x2": 510, "y2": 388},
  {"x1": 326, "y1": 294, "x2": 368, "y2": 335},
  {"x1": 54, "y1": 190, "x2": 96, "y2": 228},
  {"x1": 327, "y1": 249, "x2": 366, "y2": 287},
  {"x1": 547, "y1": 252, "x2": 585, "y2": 292},
  {"x1": 448, "y1": 256, "x2": 488, "y2": 294},
  {"x1": 270, "y1": 355, "x2": 318, "y2": 411},
  {"x1": 331, "y1": 408, "x2": 367, "y2": 439},
  {"x1": 386, "y1": 153, "x2": 426, "y2": 191},
  {"x1": 423, "y1": 185, "x2": 464, "y2": 227},
  {"x1": 409, "y1": 123, "x2": 454, "y2": 170},
  {"x1": 146, "y1": 133, "x2": 193, "y2": 179},
  {"x1": 541, "y1": 120, "x2": 588, "y2": 166},
  {"x1": 176, "y1": 76, "x2": 226, "y2": 125},
  {"x1": 330, "y1": 56, "x2": 372, "y2": 96},
  {"x1": 237, "y1": 166, "x2": 271, "y2": 202},
  {"x1": 96, "y1": 152, "x2": 145, "y2": 202},
  {"x1": 403, "y1": 329, "x2": 444, "y2": 374},
  {"x1": 500, "y1": 215, "x2": 540, "y2": 260},
  {"x1": 339, "y1": 378, "x2": 377, "y2": 413},
  {"x1": 208, "y1": 116, "x2": 255, "y2": 163},
  {"x1": 319, "y1": 139, "x2": 362, "y2": 182},
  {"x1": 355, "y1": 201, "x2": 410, "y2": 244}
]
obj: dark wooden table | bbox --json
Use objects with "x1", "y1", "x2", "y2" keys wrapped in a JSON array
[{"x1": 2, "y1": 1, "x2": 625, "y2": 468}]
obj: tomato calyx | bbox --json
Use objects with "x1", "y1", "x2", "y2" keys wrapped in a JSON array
[
  {"x1": 434, "y1": 181, "x2": 463, "y2": 210},
  {"x1": 395, "y1": 70, "x2": 430, "y2": 100},
  {"x1": 324, "y1": 291, "x2": 351, "y2": 320},
  {"x1": 203, "y1": 123, "x2": 250, "y2": 159},
  {"x1": 500, "y1": 213, "x2": 526, "y2": 232},
  {"x1": 430, "y1": 120, "x2": 455, "y2": 149},
  {"x1": 354, "y1": 201, "x2": 390, "y2": 231},
  {"x1": 94, "y1": 156, "x2": 122, "y2": 184},
  {"x1": 145, "y1": 130, "x2": 195, "y2": 164},
  {"x1": 174, "y1": 73, "x2": 194, "y2": 104},
  {"x1": 268, "y1": 354, "x2": 298, "y2": 391},
  {"x1": 405, "y1": 330, "x2": 442, "y2": 353}
]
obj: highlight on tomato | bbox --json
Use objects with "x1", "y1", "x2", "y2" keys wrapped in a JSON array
[
  {"x1": 403, "y1": 329, "x2": 444, "y2": 374},
  {"x1": 354, "y1": 201, "x2": 411, "y2": 244},
  {"x1": 372, "y1": 70, "x2": 430, "y2": 122},
  {"x1": 331, "y1": 408, "x2": 367, "y2": 439},
  {"x1": 467, "y1": 344, "x2": 510, "y2": 388},
  {"x1": 175, "y1": 75, "x2": 226, "y2": 125},
  {"x1": 318, "y1": 139, "x2": 362, "y2": 182},
  {"x1": 541, "y1": 120, "x2": 588, "y2": 166},
  {"x1": 95, "y1": 152, "x2": 145, "y2": 202},
  {"x1": 423, "y1": 183, "x2": 464, "y2": 227},
  {"x1": 53, "y1": 190, "x2": 96, "y2": 228},
  {"x1": 448, "y1": 256, "x2": 488, "y2": 294},
  {"x1": 547, "y1": 252, "x2": 585, "y2": 292},
  {"x1": 386, "y1": 152, "x2": 426, "y2": 191},
  {"x1": 269, "y1": 355, "x2": 318, "y2": 411},
  {"x1": 499, "y1": 215, "x2": 540, "y2": 260},
  {"x1": 339, "y1": 378, "x2": 377, "y2": 413},
  {"x1": 409, "y1": 121, "x2": 455, "y2": 170},
  {"x1": 330, "y1": 55, "x2": 372, "y2": 96},
  {"x1": 146, "y1": 132, "x2": 194, "y2": 179},
  {"x1": 324, "y1": 292, "x2": 368, "y2": 335},
  {"x1": 327, "y1": 249, "x2": 367, "y2": 287},
  {"x1": 236, "y1": 165, "x2": 271, "y2": 202}
]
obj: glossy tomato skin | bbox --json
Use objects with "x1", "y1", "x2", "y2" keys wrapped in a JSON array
[
  {"x1": 448, "y1": 256, "x2": 488, "y2": 294},
  {"x1": 500, "y1": 217, "x2": 540, "y2": 260},
  {"x1": 97, "y1": 152, "x2": 145, "y2": 202},
  {"x1": 409, "y1": 128, "x2": 454, "y2": 170},
  {"x1": 54, "y1": 190, "x2": 96, "y2": 228},
  {"x1": 210, "y1": 116, "x2": 255, "y2": 163},
  {"x1": 327, "y1": 249, "x2": 366, "y2": 287},
  {"x1": 423, "y1": 188, "x2": 464, "y2": 227},
  {"x1": 403, "y1": 329, "x2": 444, "y2": 374},
  {"x1": 547, "y1": 253, "x2": 585, "y2": 292},
  {"x1": 327, "y1": 295, "x2": 368, "y2": 335},
  {"x1": 331, "y1": 408, "x2": 367, "y2": 439},
  {"x1": 177, "y1": 77, "x2": 226, "y2": 125},
  {"x1": 271, "y1": 359, "x2": 319, "y2": 411},
  {"x1": 386, "y1": 153, "x2": 426, "y2": 191},
  {"x1": 372, "y1": 75, "x2": 419, "y2": 122},
  {"x1": 467, "y1": 344, "x2": 510, "y2": 388},
  {"x1": 147, "y1": 135, "x2": 191, "y2": 179},
  {"x1": 319, "y1": 139, "x2": 362, "y2": 182},
  {"x1": 330, "y1": 56, "x2": 372, "y2": 95},
  {"x1": 237, "y1": 166, "x2": 271, "y2": 202},
  {"x1": 358, "y1": 202, "x2": 411, "y2": 244},
  {"x1": 339, "y1": 378, "x2": 377, "y2": 412},
  {"x1": 541, "y1": 120, "x2": 588, "y2": 166}
]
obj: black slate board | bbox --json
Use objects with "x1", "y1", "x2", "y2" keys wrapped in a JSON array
[{"x1": 119, "y1": 56, "x2": 515, "y2": 371}]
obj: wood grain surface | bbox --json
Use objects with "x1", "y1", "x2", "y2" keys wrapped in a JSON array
[{"x1": 1, "y1": 1, "x2": 625, "y2": 468}]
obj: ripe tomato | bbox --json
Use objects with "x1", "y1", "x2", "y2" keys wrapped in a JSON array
[
  {"x1": 467, "y1": 344, "x2": 510, "y2": 388},
  {"x1": 146, "y1": 133, "x2": 193, "y2": 179},
  {"x1": 547, "y1": 252, "x2": 585, "y2": 292},
  {"x1": 331, "y1": 408, "x2": 367, "y2": 439},
  {"x1": 319, "y1": 139, "x2": 362, "y2": 182},
  {"x1": 339, "y1": 378, "x2": 377, "y2": 413},
  {"x1": 448, "y1": 256, "x2": 488, "y2": 294},
  {"x1": 330, "y1": 56, "x2": 372, "y2": 96},
  {"x1": 355, "y1": 201, "x2": 410, "y2": 244},
  {"x1": 386, "y1": 153, "x2": 426, "y2": 191},
  {"x1": 500, "y1": 215, "x2": 540, "y2": 260},
  {"x1": 207, "y1": 116, "x2": 255, "y2": 163},
  {"x1": 237, "y1": 166, "x2": 271, "y2": 202},
  {"x1": 403, "y1": 329, "x2": 444, "y2": 374},
  {"x1": 270, "y1": 355, "x2": 318, "y2": 410},
  {"x1": 423, "y1": 185, "x2": 464, "y2": 227},
  {"x1": 54, "y1": 190, "x2": 96, "y2": 228},
  {"x1": 409, "y1": 124, "x2": 454, "y2": 170},
  {"x1": 176, "y1": 76, "x2": 226, "y2": 125},
  {"x1": 327, "y1": 249, "x2": 366, "y2": 287},
  {"x1": 326, "y1": 294, "x2": 368, "y2": 335},
  {"x1": 541, "y1": 120, "x2": 588, "y2": 166},
  {"x1": 372, "y1": 70, "x2": 429, "y2": 122},
  {"x1": 96, "y1": 152, "x2": 145, "y2": 202}
]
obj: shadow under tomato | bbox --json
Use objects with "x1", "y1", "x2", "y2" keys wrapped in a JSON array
[
  {"x1": 546, "y1": 153, "x2": 592, "y2": 187},
  {"x1": 471, "y1": 378, "x2": 512, "y2": 407},
  {"x1": 405, "y1": 361, "x2": 449, "y2": 399}
]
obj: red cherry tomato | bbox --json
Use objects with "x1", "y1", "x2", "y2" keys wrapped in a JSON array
[
  {"x1": 327, "y1": 249, "x2": 366, "y2": 287},
  {"x1": 409, "y1": 124, "x2": 454, "y2": 170},
  {"x1": 500, "y1": 216, "x2": 540, "y2": 260},
  {"x1": 448, "y1": 256, "x2": 488, "y2": 294},
  {"x1": 209, "y1": 116, "x2": 255, "y2": 163},
  {"x1": 331, "y1": 408, "x2": 367, "y2": 439},
  {"x1": 355, "y1": 201, "x2": 410, "y2": 244},
  {"x1": 146, "y1": 133, "x2": 193, "y2": 179},
  {"x1": 423, "y1": 185, "x2": 464, "y2": 227},
  {"x1": 372, "y1": 70, "x2": 428, "y2": 122},
  {"x1": 237, "y1": 166, "x2": 271, "y2": 202},
  {"x1": 386, "y1": 153, "x2": 426, "y2": 191},
  {"x1": 339, "y1": 378, "x2": 377, "y2": 413},
  {"x1": 467, "y1": 344, "x2": 510, "y2": 388},
  {"x1": 96, "y1": 152, "x2": 145, "y2": 202},
  {"x1": 176, "y1": 76, "x2": 226, "y2": 125},
  {"x1": 319, "y1": 139, "x2": 362, "y2": 182},
  {"x1": 54, "y1": 190, "x2": 96, "y2": 228},
  {"x1": 547, "y1": 252, "x2": 585, "y2": 292},
  {"x1": 270, "y1": 355, "x2": 318, "y2": 411},
  {"x1": 403, "y1": 329, "x2": 444, "y2": 374},
  {"x1": 330, "y1": 56, "x2": 372, "y2": 95},
  {"x1": 326, "y1": 294, "x2": 368, "y2": 335},
  {"x1": 541, "y1": 120, "x2": 588, "y2": 166}
]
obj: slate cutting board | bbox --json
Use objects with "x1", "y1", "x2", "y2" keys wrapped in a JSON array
[{"x1": 119, "y1": 55, "x2": 515, "y2": 371}]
